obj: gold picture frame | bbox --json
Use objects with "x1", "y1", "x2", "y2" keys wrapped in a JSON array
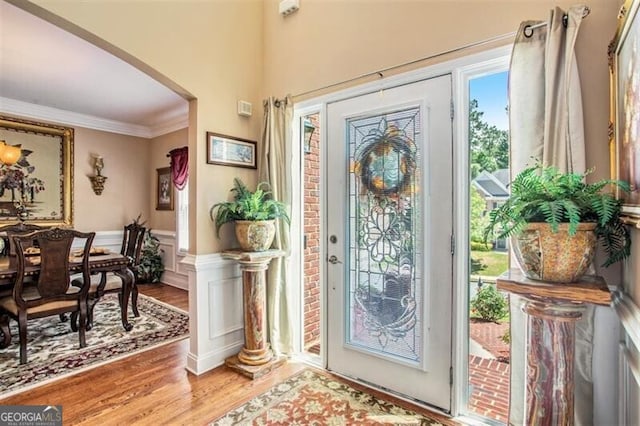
[
  {"x1": 156, "y1": 167, "x2": 174, "y2": 211},
  {"x1": 0, "y1": 115, "x2": 73, "y2": 226},
  {"x1": 610, "y1": 0, "x2": 640, "y2": 221}
]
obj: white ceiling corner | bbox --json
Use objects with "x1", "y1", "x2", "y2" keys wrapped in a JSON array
[{"x1": 0, "y1": 1, "x2": 189, "y2": 138}]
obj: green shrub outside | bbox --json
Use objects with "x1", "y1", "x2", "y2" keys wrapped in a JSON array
[
  {"x1": 470, "y1": 284, "x2": 508, "y2": 322},
  {"x1": 470, "y1": 241, "x2": 492, "y2": 251}
]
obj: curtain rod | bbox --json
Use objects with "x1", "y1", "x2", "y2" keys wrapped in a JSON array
[
  {"x1": 524, "y1": 6, "x2": 591, "y2": 37},
  {"x1": 293, "y1": 6, "x2": 591, "y2": 100},
  {"x1": 293, "y1": 30, "x2": 517, "y2": 99}
]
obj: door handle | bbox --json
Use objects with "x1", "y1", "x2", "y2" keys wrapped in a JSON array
[{"x1": 328, "y1": 255, "x2": 342, "y2": 264}]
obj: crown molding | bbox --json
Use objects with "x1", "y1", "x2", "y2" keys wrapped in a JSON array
[
  {"x1": 148, "y1": 106, "x2": 189, "y2": 138},
  {"x1": 0, "y1": 96, "x2": 187, "y2": 138}
]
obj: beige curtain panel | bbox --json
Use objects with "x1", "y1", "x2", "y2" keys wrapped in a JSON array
[
  {"x1": 259, "y1": 95, "x2": 294, "y2": 355},
  {"x1": 508, "y1": 5, "x2": 589, "y2": 425}
]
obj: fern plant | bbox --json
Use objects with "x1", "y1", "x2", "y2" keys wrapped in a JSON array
[
  {"x1": 209, "y1": 178, "x2": 290, "y2": 237},
  {"x1": 136, "y1": 230, "x2": 164, "y2": 283},
  {"x1": 484, "y1": 165, "x2": 631, "y2": 267}
]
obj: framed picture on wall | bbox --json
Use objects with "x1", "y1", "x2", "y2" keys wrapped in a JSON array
[
  {"x1": 610, "y1": 0, "x2": 640, "y2": 219},
  {"x1": 156, "y1": 167, "x2": 173, "y2": 211},
  {"x1": 206, "y1": 132, "x2": 257, "y2": 169}
]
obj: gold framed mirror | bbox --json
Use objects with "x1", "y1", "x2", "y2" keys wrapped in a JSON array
[
  {"x1": 0, "y1": 115, "x2": 73, "y2": 226},
  {"x1": 609, "y1": 0, "x2": 640, "y2": 221}
]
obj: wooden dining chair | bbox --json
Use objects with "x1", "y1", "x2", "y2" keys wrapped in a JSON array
[
  {"x1": 0, "y1": 222, "x2": 45, "y2": 257},
  {"x1": 73, "y1": 221, "x2": 146, "y2": 329},
  {"x1": 0, "y1": 228, "x2": 94, "y2": 364},
  {"x1": 0, "y1": 223, "x2": 46, "y2": 302}
]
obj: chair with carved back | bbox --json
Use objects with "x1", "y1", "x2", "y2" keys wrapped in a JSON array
[
  {"x1": 0, "y1": 223, "x2": 45, "y2": 300},
  {"x1": 0, "y1": 223, "x2": 45, "y2": 347},
  {"x1": 73, "y1": 221, "x2": 146, "y2": 329},
  {"x1": 0, "y1": 228, "x2": 94, "y2": 364},
  {"x1": 0, "y1": 222, "x2": 45, "y2": 257}
]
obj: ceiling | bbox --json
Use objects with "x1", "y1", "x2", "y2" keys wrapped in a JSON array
[{"x1": 0, "y1": 1, "x2": 188, "y2": 137}]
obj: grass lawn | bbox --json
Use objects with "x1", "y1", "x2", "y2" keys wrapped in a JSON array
[{"x1": 471, "y1": 250, "x2": 509, "y2": 277}]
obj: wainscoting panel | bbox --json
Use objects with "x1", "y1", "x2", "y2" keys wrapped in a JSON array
[
  {"x1": 182, "y1": 254, "x2": 244, "y2": 375},
  {"x1": 89, "y1": 231, "x2": 122, "y2": 253},
  {"x1": 91, "y1": 230, "x2": 188, "y2": 290},
  {"x1": 613, "y1": 290, "x2": 640, "y2": 426},
  {"x1": 153, "y1": 230, "x2": 188, "y2": 290},
  {"x1": 208, "y1": 277, "x2": 244, "y2": 339}
]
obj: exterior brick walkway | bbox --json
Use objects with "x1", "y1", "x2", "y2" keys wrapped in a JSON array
[{"x1": 469, "y1": 355, "x2": 510, "y2": 423}]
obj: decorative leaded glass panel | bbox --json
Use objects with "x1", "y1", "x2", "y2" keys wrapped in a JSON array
[{"x1": 346, "y1": 107, "x2": 423, "y2": 364}]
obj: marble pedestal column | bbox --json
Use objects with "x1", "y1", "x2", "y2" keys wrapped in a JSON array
[
  {"x1": 522, "y1": 300, "x2": 585, "y2": 425},
  {"x1": 221, "y1": 249, "x2": 285, "y2": 379},
  {"x1": 497, "y1": 270, "x2": 610, "y2": 426}
]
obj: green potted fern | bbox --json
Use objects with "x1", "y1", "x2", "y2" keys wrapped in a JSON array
[
  {"x1": 484, "y1": 164, "x2": 631, "y2": 282},
  {"x1": 136, "y1": 230, "x2": 164, "y2": 283},
  {"x1": 209, "y1": 178, "x2": 290, "y2": 251}
]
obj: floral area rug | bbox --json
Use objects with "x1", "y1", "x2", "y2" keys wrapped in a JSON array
[
  {"x1": 0, "y1": 293, "x2": 188, "y2": 398},
  {"x1": 212, "y1": 369, "x2": 456, "y2": 425}
]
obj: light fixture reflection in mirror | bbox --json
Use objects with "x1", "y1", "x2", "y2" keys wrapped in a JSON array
[
  {"x1": 0, "y1": 140, "x2": 22, "y2": 166},
  {"x1": 89, "y1": 154, "x2": 107, "y2": 195},
  {"x1": 0, "y1": 140, "x2": 28, "y2": 221}
]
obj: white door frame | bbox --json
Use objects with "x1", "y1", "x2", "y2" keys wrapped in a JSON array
[{"x1": 292, "y1": 45, "x2": 511, "y2": 418}]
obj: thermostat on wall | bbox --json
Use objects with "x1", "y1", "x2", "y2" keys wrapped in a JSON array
[{"x1": 237, "y1": 100, "x2": 252, "y2": 117}]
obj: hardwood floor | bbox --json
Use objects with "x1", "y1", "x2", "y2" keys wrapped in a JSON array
[
  {"x1": 0, "y1": 283, "x2": 455, "y2": 425},
  {"x1": 0, "y1": 283, "x2": 306, "y2": 425}
]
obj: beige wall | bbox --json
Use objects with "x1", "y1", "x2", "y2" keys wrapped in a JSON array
[
  {"x1": 31, "y1": 0, "x2": 264, "y2": 254},
  {"x1": 29, "y1": 0, "x2": 623, "y2": 254},
  {"x1": 73, "y1": 126, "x2": 150, "y2": 232},
  {"x1": 149, "y1": 128, "x2": 188, "y2": 232},
  {"x1": 263, "y1": 0, "x2": 618, "y2": 182}
]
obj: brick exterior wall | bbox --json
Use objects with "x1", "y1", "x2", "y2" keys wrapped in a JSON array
[{"x1": 303, "y1": 114, "x2": 321, "y2": 350}]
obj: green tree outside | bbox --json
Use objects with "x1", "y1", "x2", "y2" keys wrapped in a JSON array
[{"x1": 469, "y1": 99, "x2": 509, "y2": 178}]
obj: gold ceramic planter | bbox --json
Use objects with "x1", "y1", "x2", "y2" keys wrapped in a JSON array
[
  {"x1": 511, "y1": 222, "x2": 597, "y2": 283},
  {"x1": 235, "y1": 220, "x2": 276, "y2": 252}
]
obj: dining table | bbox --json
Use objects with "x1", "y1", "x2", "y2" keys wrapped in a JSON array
[{"x1": 0, "y1": 251, "x2": 135, "y2": 349}]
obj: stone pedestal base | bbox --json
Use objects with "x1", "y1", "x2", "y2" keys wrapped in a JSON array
[{"x1": 225, "y1": 354, "x2": 287, "y2": 380}]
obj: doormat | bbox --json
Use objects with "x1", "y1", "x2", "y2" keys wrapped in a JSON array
[
  {"x1": 0, "y1": 293, "x2": 188, "y2": 399},
  {"x1": 211, "y1": 368, "x2": 457, "y2": 425}
]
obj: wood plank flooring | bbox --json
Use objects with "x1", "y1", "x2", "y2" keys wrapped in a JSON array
[{"x1": 0, "y1": 283, "x2": 454, "y2": 425}]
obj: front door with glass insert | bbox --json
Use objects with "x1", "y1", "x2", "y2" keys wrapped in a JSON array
[{"x1": 326, "y1": 75, "x2": 453, "y2": 411}]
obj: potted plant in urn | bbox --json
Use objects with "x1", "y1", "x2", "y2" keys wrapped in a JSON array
[
  {"x1": 209, "y1": 178, "x2": 290, "y2": 252},
  {"x1": 484, "y1": 164, "x2": 631, "y2": 282}
]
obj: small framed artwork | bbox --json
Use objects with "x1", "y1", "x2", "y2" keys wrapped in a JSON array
[
  {"x1": 610, "y1": 0, "x2": 640, "y2": 219},
  {"x1": 156, "y1": 167, "x2": 174, "y2": 211},
  {"x1": 206, "y1": 132, "x2": 257, "y2": 169}
]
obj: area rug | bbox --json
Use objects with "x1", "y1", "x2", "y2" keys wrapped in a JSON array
[
  {"x1": 0, "y1": 293, "x2": 188, "y2": 398},
  {"x1": 212, "y1": 369, "x2": 454, "y2": 425}
]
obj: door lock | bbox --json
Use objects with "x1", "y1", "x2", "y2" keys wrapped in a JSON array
[{"x1": 328, "y1": 255, "x2": 342, "y2": 264}]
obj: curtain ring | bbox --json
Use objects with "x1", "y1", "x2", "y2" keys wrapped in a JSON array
[{"x1": 523, "y1": 25, "x2": 534, "y2": 38}]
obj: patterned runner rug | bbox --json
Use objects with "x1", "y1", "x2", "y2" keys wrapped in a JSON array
[
  {"x1": 0, "y1": 293, "x2": 188, "y2": 398},
  {"x1": 212, "y1": 368, "x2": 456, "y2": 425}
]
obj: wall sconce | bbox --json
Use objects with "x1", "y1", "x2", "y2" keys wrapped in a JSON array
[
  {"x1": 88, "y1": 155, "x2": 107, "y2": 195},
  {"x1": 303, "y1": 118, "x2": 315, "y2": 154}
]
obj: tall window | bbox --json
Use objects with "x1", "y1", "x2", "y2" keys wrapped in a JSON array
[
  {"x1": 176, "y1": 182, "x2": 189, "y2": 253},
  {"x1": 467, "y1": 70, "x2": 510, "y2": 424}
]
